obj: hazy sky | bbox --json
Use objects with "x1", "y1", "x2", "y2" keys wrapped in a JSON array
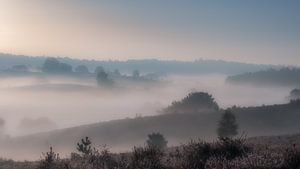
[{"x1": 0, "y1": 0, "x2": 299, "y2": 65}]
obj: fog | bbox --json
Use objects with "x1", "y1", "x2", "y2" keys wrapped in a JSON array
[{"x1": 0, "y1": 74, "x2": 292, "y2": 137}]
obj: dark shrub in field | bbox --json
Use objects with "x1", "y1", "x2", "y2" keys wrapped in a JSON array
[
  {"x1": 146, "y1": 132, "x2": 168, "y2": 150},
  {"x1": 171, "y1": 137, "x2": 251, "y2": 169},
  {"x1": 129, "y1": 146, "x2": 166, "y2": 169},
  {"x1": 282, "y1": 145, "x2": 300, "y2": 169},
  {"x1": 88, "y1": 146, "x2": 117, "y2": 169},
  {"x1": 215, "y1": 137, "x2": 251, "y2": 159},
  {"x1": 178, "y1": 140, "x2": 213, "y2": 169}
]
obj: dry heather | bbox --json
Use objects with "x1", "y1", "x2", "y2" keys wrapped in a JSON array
[{"x1": 1, "y1": 136, "x2": 300, "y2": 169}]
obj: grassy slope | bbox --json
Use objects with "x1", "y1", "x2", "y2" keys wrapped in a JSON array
[{"x1": 1, "y1": 101, "x2": 300, "y2": 160}]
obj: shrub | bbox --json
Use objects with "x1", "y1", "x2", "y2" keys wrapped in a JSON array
[
  {"x1": 179, "y1": 140, "x2": 213, "y2": 169},
  {"x1": 215, "y1": 137, "x2": 251, "y2": 160},
  {"x1": 174, "y1": 137, "x2": 251, "y2": 169},
  {"x1": 282, "y1": 145, "x2": 300, "y2": 169},
  {"x1": 129, "y1": 146, "x2": 165, "y2": 169},
  {"x1": 146, "y1": 133, "x2": 168, "y2": 149}
]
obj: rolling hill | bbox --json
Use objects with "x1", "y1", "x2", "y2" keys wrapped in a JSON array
[
  {"x1": 227, "y1": 68, "x2": 300, "y2": 87},
  {"x1": 1, "y1": 99, "x2": 300, "y2": 160}
]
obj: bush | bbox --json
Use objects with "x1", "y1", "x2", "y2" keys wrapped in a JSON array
[
  {"x1": 282, "y1": 145, "x2": 300, "y2": 169},
  {"x1": 129, "y1": 146, "x2": 165, "y2": 169},
  {"x1": 173, "y1": 137, "x2": 251, "y2": 169},
  {"x1": 146, "y1": 133, "x2": 168, "y2": 149},
  {"x1": 214, "y1": 137, "x2": 251, "y2": 159},
  {"x1": 179, "y1": 140, "x2": 213, "y2": 169}
]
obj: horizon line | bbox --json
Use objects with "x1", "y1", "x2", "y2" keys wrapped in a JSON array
[{"x1": 0, "y1": 52, "x2": 293, "y2": 67}]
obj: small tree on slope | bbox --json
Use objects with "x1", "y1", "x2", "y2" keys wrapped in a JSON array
[
  {"x1": 217, "y1": 109, "x2": 238, "y2": 138},
  {"x1": 146, "y1": 132, "x2": 168, "y2": 149}
]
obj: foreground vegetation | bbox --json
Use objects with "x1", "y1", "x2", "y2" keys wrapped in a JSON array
[{"x1": 1, "y1": 135, "x2": 300, "y2": 169}]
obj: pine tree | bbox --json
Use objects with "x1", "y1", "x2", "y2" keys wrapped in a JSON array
[
  {"x1": 217, "y1": 109, "x2": 238, "y2": 138},
  {"x1": 77, "y1": 137, "x2": 92, "y2": 155},
  {"x1": 38, "y1": 147, "x2": 60, "y2": 169}
]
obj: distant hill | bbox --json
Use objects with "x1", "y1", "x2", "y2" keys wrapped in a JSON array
[
  {"x1": 1, "y1": 99, "x2": 300, "y2": 160},
  {"x1": 226, "y1": 68, "x2": 300, "y2": 87},
  {"x1": 0, "y1": 53, "x2": 279, "y2": 75}
]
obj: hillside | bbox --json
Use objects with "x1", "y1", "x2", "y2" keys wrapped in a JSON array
[
  {"x1": 1, "y1": 100, "x2": 300, "y2": 160},
  {"x1": 227, "y1": 68, "x2": 300, "y2": 87},
  {"x1": 0, "y1": 53, "x2": 279, "y2": 75}
]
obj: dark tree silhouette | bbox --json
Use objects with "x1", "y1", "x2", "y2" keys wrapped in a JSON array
[
  {"x1": 94, "y1": 66, "x2": 105, "y2": 74},
  {"x1": 77, "y1": 137, "x2": 92, "y2": 155},
  {"x1": 42, "y1": 58, "x2": 60, "y2": 73},
  {"x1": 290, "y1": 89, "x2": 300, "y2": 101},
  {"x1": 132, "y1": 70, "x2": 140, "y2": 78},
  {"x1": 163, "y1": 92, "x2": 219, "y2": 114},
  {"x1": 146, "y1": 132, "x2": 168, "y2": 149},
  {"x1": 96, "y1": 70, "x2": 113, "y2": 86},
  {"x1": 37, "y1": 147, "x2": 60, "y2": 169},
  {"x1": 217, "y1": 109, "x2": 238, "y2": 138},
  {"x1": 42, "y1": 57, "x2": 72, "y2": 73}
]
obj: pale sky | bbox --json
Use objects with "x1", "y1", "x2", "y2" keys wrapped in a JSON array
[{"x1": 0, "y1": 0, "x2": 299, "y2": 65}]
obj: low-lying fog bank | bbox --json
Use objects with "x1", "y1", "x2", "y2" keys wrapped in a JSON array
[{"x1": 0, "y1": 74, "x2": 293, "y2": 136}]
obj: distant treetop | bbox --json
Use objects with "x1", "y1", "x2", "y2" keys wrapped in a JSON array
[
  {"x1": 290, "y1": 89, "x2": 300, "y2": 101},
  {"x1": 162, "y1": 92, "x2": 219, "y2": 114},
  {"x1": 42, "y1": 57, "x2": 72, "y2": 73}
]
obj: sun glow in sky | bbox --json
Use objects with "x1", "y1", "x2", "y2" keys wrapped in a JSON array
[{"x1": 0, "y1": 0, "x2": 299, "y2": 65}]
